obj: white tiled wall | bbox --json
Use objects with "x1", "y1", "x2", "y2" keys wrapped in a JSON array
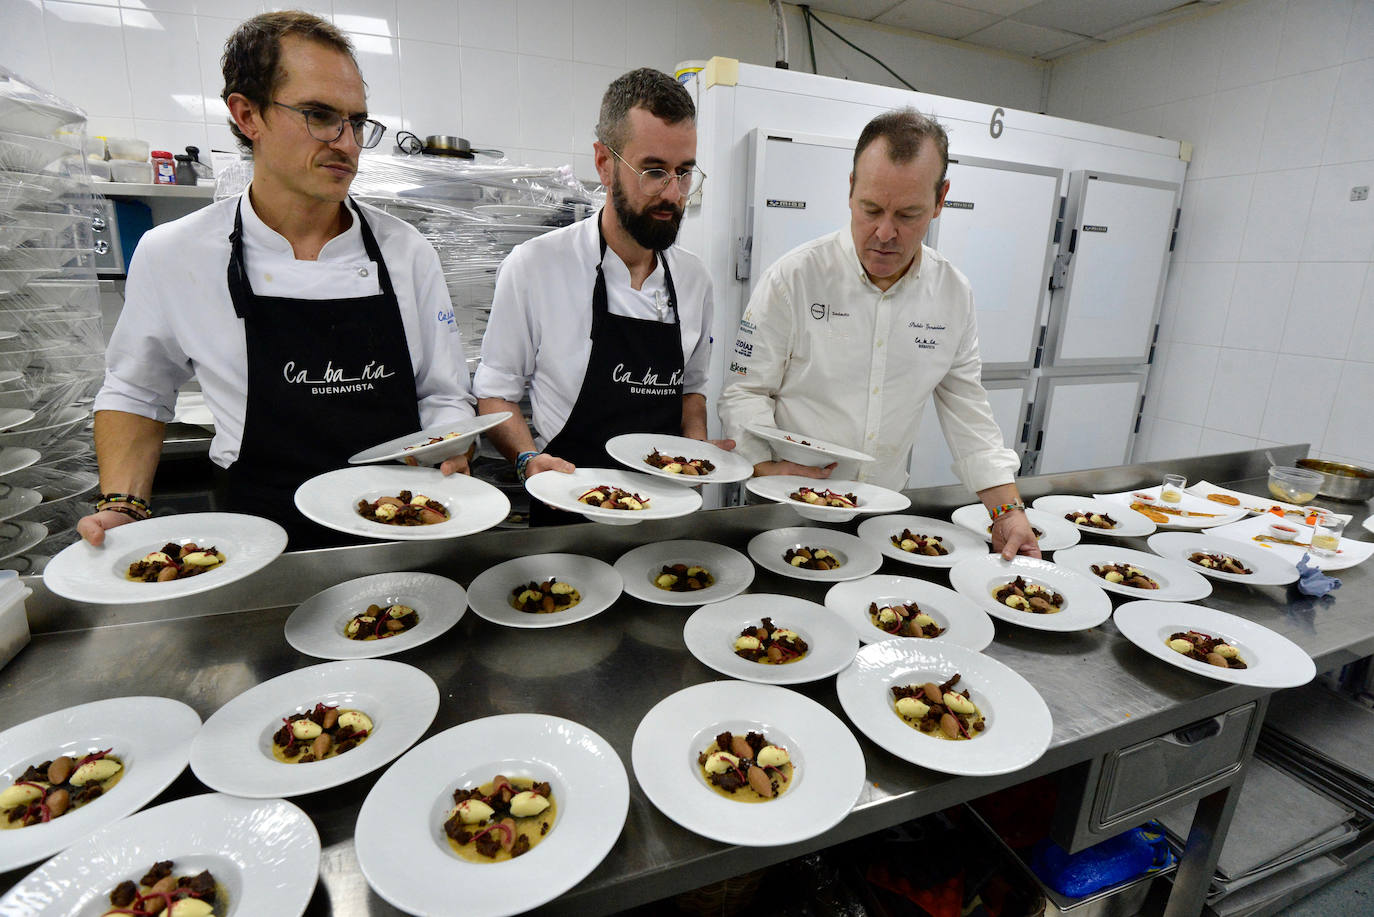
[
  {"x1": 1049, "y1": 0, "x2": 1374, "y2": 469},
  {"x1": 0, "y1": 0, "x2": 1045, "y2": 183}
]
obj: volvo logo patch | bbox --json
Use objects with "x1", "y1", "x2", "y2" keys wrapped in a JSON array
[{"x1": 810, "y1": 302, "x2": 827, "y2": 320}]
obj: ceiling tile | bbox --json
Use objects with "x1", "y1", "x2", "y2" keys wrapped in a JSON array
[
  {"x1": 962, "y1": 18, "x2": 1084, "y2": 56},
  {"x1": 875, "y1": 0, "x2": 999, "y2": 38},
  {"x1": 943, "y1": 0, "x2": 1041, "y2": 15},
  {"x1": 1013, "y1": 0, "x2": 1186, "y2": 37},
  {"x1": 795, "y1": 0, "x2": 907, "y2": 20}
]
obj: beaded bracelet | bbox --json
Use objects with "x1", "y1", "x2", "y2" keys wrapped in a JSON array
[
  {"x1": 515, "y1": 451, "x2": 539, "y2": 483},
  {"x1": 988, "y1": 501, "x2": 1026, "y2": 522},
  {"x1": 96, "y1": 492, "x2": 150, "y2": 512},
  {"x1": 94, "y1": 493, "x2": 152, "y2": 521}
]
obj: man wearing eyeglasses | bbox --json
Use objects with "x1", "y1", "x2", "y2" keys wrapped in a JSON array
[
  {"x1": 474, "y1": 68, "x2": 725, "y2": 525},
  {"x1": 81, "y1": 11, "x2": 474, "y2": 548}
]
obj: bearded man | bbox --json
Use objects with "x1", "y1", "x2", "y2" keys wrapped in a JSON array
[{"x1": 473, "y1": 68, "x2": 723, "y2": 525}]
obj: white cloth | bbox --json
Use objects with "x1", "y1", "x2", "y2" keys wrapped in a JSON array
[
  {"x1": 472, "y1": 214, "x2": 713, "y2": 449},
  {"x1": 717, "y1": 229, "x2": 1019, "y2": 493},
  {"x1": 94, "y1": 188, "x2": 475, "y2": 469}
]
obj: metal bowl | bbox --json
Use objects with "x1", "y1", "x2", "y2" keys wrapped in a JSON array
[{"x1": 1296, "y1": 458, "x2": 1374, "y2": 503}]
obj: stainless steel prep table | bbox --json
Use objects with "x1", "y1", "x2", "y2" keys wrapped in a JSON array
[{"x1": 6, "y1": 445, "x2": 1371, "y2": 917}]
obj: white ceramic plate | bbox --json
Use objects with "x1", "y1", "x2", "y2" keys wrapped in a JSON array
[
  {"x1": 949, "y1": 554, "x2": 1112, "y2": 632},
  {"x1": 1114, "y1": 601, "x2": 1316, "y2": 688},
  {"x1": 0, "y1": 408, "x2": 35, "y2": 432},
  {"x1": 1205, "y1": 514, "x2": 1374, "y2": 572},
  {"x1": 745, "y1": 424, "x2": 875, "y2": 466},
  {"x1": 745, "y1": 475, "x2": 910, "y2": 523},
  {"x1": 746, "y1": 526, "x2": 883, "y2": 583},
  {"x1": 0, "y1": 446, "x2": 40, "y2": 478},
  {"x1": 0, "y1": 485, "x2": 40, "y2": 523},
  {"x1": 295, "y1": 466, "x2": 510, "y2": 540},
  {"x1": 1364, "y1": 516, "x2": 1374, "y2": 536},
  {"x1": 354, "y1": 714, "x2": 629, "y2": 917},
  {"x1": 1052, "y1": 545, "x2": 1213, "y2": 602},
  {"x1": 950, "y1": 504, "x2": 1081, "y2": 552},
  {"x1": 835, "y1": 641, "x2": 1053, "y2": 776},
  {"x1": 466, "y1": 553, "x2": 622, "y2": 629},
  {"x1": 1185, "y1": 480, "x2": 1349, "y2": 522},
  {"x1": 1145, "y1": 532, "x2": 1299, "y2": 586},
  {"x1": 1030, "y1": 495, "x2": 1157, "y2": 538},
  {"x1": 0, "y1": 521, "x2": 44, "y2": 562},
  {"x1": 0, "y1": 406, "x2": 86, "y2": 449},
  {"x1": 605, "y1": 432, "x2": 754, "y2": 485},
  {"x1": 0, "y1": 696, "x2": 201, "y2": 872},
  {"x1": 683, "y1": 594, "x2": 859, "y2": 684},
  {"x1": 284, "y1": 572, "x2": 467, "y2": 659},
  {"x1": 190, "y1": 660, "x2": 439, "y2": 798},
  {"x1": 631, "y1": 681, "x2": 865, "y2": 847},
  {"x1": 524, "y1": 467, "x2": 701, "y2": 525},
  {"x1": 1094, "y1": 486, "x2": 1248, "y2": 530},
  {"x1": 824, "y1": 575, "x2": 996, "y2": 651},
  {"x1": 855, "y1": 514, "x2": 990, "y2": 570},
  {"x1": 0, "y1": 793, "x2": 320, "y2": 917},
  {"x1": 348, "y1": 412, "x2": 513, "y2": 466},
  {"x1": 42, "y1": 513, "x2": 286, "y2": 605},
  {"x1": 613, "y1": 539, "x2": 754, "y2": 607}
]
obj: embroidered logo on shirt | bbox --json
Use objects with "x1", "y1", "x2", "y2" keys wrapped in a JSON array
[
  {"x1": 729, "y1": 361, "x2": 748, "y2": 376},
  {"x1": 734, "y1": 338, "x2": 753, "y2": 357},
  {"x1": 908, "y1": 322, "x2": 947, "y2": 331},
  {"x1": 611, "y1": 363, "x2": 683, "y2": 396},
  {"x1": 810, "y1": 303, "x2": 827, "y2": 320},
  {"x1": 284, "y1": 359, "x2": 396, "y2": 395},
  {"x1": 739, "y1": 319, "x2": 757, "y2": 335},
  {"x1": 437, "y1": 307, "x2": 457, "y2": 332},
  {"x1": 913, "y1": 338, "x2": 940, "y2": 350}
]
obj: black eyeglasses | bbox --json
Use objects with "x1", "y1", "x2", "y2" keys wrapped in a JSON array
[
  {"x1": 271, "y1": 101, "x2": 387, "y2": 149},
  {"x1": 606, "y1": 145, "x2": 705, "y2": 197}
]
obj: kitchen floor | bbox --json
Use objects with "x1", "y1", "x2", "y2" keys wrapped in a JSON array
[{"x1": 1278, "y1": 855, "x2": 1374, "y2": 915}]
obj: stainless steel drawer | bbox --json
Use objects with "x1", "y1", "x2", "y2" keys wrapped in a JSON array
[{"x1": 1093, "y1": 703, "x2": 1257, "y2": 830}]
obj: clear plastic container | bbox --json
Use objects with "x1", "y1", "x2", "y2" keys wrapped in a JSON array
[{"x1": 105, "y1": 136, "x2": 149, "y2": 161}]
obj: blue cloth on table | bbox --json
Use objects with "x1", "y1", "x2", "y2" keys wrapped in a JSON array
[{"x1": 1296, "y1": 553, "x2": 1341, "y2": 597}]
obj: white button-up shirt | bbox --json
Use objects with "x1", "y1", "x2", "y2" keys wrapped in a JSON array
[
  {"x1": 473, "y1": 215, "x2": 713, "y2": 449},
  {"x1": 718, "y1": 229, "x2": 1018, "y2": 493},
  {"x1": 94, "y1": 189, "x2": 475, "y2": 469}
]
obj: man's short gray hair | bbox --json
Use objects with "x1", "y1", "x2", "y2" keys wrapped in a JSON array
[
  {"x1": 852, "y1": 107, "x2": 949, "y2": 194},
  {"x1": 596, "y1": 68, "x2": 695, "y2": 151}
]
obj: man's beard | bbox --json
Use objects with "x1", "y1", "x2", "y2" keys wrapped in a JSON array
[{"x1": 611, "y1": 171, "x2": 683, "y2": 251}]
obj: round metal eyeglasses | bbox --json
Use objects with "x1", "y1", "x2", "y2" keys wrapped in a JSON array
[
  {"x1": 272, "y1": 101, "x2": 387, "y2": 149},
  {"x1": 607, "y1": 145, "x2": 706, "y2": 197}
]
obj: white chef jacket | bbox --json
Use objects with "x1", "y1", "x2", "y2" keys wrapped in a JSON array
[
  {"x1": 94, "y1": 188, "x2": 475, "y2": 469},
  {"x1": 717, "y1": 229, "x2": 1019, "y2": 493},
  {"x1": 472, "y1": 215, "x2": 713, "y2": 449}
]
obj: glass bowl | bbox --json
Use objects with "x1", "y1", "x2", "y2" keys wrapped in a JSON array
[{"x1": 1267, "y1": 465, "x2": 1323, "y2": 505}]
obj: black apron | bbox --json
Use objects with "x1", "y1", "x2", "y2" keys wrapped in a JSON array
[
  {"x1": 531, "y1": 217, "x2": 685, "y2": 527},
  {"x1": 224, "y1": 198, "x2": 421, "y2": 549}
]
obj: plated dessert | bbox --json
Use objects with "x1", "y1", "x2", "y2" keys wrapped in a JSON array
[
  {"x1": 784, "y1": 546, "x2": 840, "y2": 570},
  {"x1": 869, "y1": 601, "x2": 944, "y2": 638},
  {"x1": 443, "y1": 775, "x2": 555, "y2": 863},
  {"x1": 102, "y1": 860, "x2": 221, "y2": 917},
  {"x1": 271, "y1": 703, "x2": 373, "y2": 764},
  {"x1": 345, "y1": 603, "x2": 420, "y2": 640},
  {"x1": 697, "y1": 731, "x2": 793, "y2": 802},
  {"x1": 510, "y1": 579, "x2": 581, "y2": 614},
  {"x1": 356, "y1": 491, "x2": 449, "y2": 526},
  {"x1": 790, "y1": 487, "x2": 858, "y2": 509},
  {"x1": 733, "y1": 617, "x2": 809, "y2": 664},
  {"x1": 1167, "y1": 631, "x2": 1247, "y2": 669},
  {"x1": 405, "y1": 432, "x2": 463, "y2": 451},
  {"x1": 890, "y1": 529, "x2": 948, "y2": 556},
  {"x1": 126, "y1": 542, "x2": 224, "y2": 583},
  {"x1": 993, "y1": 577, "x2": 1065, "y2": 614},
  {"x1": 892, "y1": 674, "x2": 984, "y2": 740},
  {"x1": 577, "y1": 486, "x2": 648, "y2": 511},
  {"x1": 1090, "y1": 563, "x2": 1159, "y2": 590},
  {"x1": 1129, "y1": 501, "x2": 1220, "y2": 525},
  {"x1": 655, "y1": 564, "x2": 713, "y2": 592},
  {"x1": 2, "y1": 750, "x2": 123, "y2": 829},
  {"x1": 1065, "y1": 510, "x2": 1117, "y2": 530},
  {"x1": 644, "y1": 448, "x2": 714, "y2": 476},
  {"x1": 1188, "y1": 552, "x2": 1252, "y2": 575}
]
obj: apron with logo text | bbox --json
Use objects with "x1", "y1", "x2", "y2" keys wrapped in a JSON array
[
  {"x1": 225, "y1": 199, "x2": 421, "y2": 548},
  {"x1": 531, "y1": 217, "x2": 684, "y2": 526}
]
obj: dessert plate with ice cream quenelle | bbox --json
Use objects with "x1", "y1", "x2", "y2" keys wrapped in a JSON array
[
  {"x1": 41, "y1": 512, "x2": 287, "y2": 605},
  {"x1": 1052, "y1": 545, "x2": 1212, "y2": 602},
  {"x1": 605, "y1": 432, "x2": 755, "y2": 485},
  {"x1": 189, "y1": 659, "x2": 439, "y2": 798},
  {"x1": 682, "y1": 593, "x2": 860, "y2": 685},
  {"x1": 1114, "y1": 601, "x2": 1316, "y2": 688},
  {"x1": 949, "y1": 555, "x2": 1112, "y2": 633},
  {"x1": 0, "y1": 696, "x2": 200, "y2": 872},
  {"x1": 745, "y1": 475, "x2": 910, "y2": 523},
  {"x1": 294, "y1": 466, "x2": 510, "y2": 541},
  {"x1": 950, "y1": 504, "x2": 1081, "y2": 553},
  {"x1": 824, "y1": 574, "x2": 995, "y2": 650},
  {"x1": 613, "y1": 539, "x2": 755, "y2": 607},
  {"x1": 1030, "y1": 495, "x2": 1157, "y2": 538},
  {"x1": 0, "y1": 793, "x2": 320, "y2": 917},
  {"x1": 284, "y1": 571, "x2": 467, "y2": 659},
  {"x1": 632, "y1": 680, "x2": 865, "y2": 847},
  {"x1": 747, "y1": 527, "x2": 883, "y2": 583},
  {"x1": 348, "y1": 411, "x2": 512, "y2": 467},
  {"x1": 523, "y1": 467, "x2": 702, "y2": 525},
  {"x1": 856, "y1": 514, "x2": 989, "y2": 570},
  {"x1": 355, "y1": 713, "x2": 629, "y2": 917},
  {"x1": 836, "y1": 640, "x2": 1053, "y2": 776},
  {"x1": 466, "y1": 553, "x2": 622, "y2": 629},
  {"x1": 1145, "y1": 532, "x2": 1299, "y2": 586}
]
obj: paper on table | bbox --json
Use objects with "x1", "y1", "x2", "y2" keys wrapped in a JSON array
[{"x1": 1206, "y1": 514, "x2": 1374, "y2": 572}]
